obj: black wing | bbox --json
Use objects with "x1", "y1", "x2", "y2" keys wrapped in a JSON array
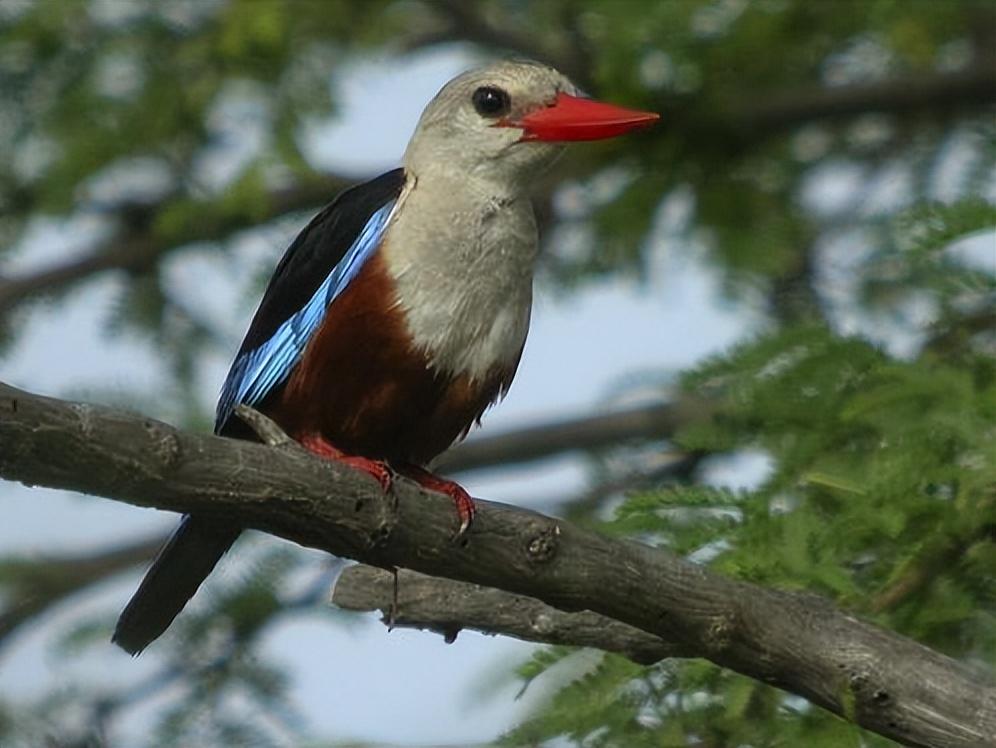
[{"x1": 215, "y1": 167, "x2": 406, "y2": 434}]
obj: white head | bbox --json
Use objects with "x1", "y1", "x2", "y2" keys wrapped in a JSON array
[{"x1": 403, "y1": 60, "x2": 658, "y2": 193}]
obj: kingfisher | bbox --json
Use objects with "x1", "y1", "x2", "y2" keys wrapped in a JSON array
[{"x1": 113, "y1": 60, "x2": 658, "y2": 655}]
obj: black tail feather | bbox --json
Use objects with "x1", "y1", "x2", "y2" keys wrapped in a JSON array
[{"x1": 113, "y1": 516, "x2": 240, "y2": 655}]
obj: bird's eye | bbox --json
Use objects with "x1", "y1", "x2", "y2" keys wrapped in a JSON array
[{"x1": 472, "y1": 86, "x2": 511, "y2": 118}]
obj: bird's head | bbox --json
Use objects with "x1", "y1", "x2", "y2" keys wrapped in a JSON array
[{"x1": 404, "y1": 60, "x2": 659, "y2": 192}]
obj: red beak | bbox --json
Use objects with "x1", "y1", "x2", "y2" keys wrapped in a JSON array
[{"x1": 509, "y1": 92, "x2": 660, "y2": 142}]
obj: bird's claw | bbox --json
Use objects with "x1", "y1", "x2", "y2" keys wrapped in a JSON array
[
  {"x1": 397, "y1": 464, "x2": 476, "y2": 541},
  {"x1": 339, "y1": 454, "x2": 394, "y2": 493},
  {"x1": 299, "y1": 433, "x2": 393, "y2": 492},
  {"x1": 450, "y1": 491, "x2": 475, "y2": 543}
]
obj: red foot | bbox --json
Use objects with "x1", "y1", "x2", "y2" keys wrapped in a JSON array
[
  {"x1": 398, "y1": 464, "x2": 475, "y2": 538},
  {"x1": 299, "y1": 433, "x2": 393, "y2": 492}
]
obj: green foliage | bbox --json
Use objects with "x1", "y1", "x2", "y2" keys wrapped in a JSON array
[
  {"x1": 861, "y1": 198, "x2": 996, "y2": 316},
  {"x1": 507, "y1": 198, "x2": 995, "y2": 745},
  {"x1": 504, "y1": 653, "x2": 653, "y2": 747},
  {"x1": 1, "y1": 0, "x2": 994, "y2": 745}
]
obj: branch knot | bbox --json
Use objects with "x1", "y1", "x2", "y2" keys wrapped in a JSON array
[{"x1": 526, "y1": 522, "x2": 561, "y2": 565}]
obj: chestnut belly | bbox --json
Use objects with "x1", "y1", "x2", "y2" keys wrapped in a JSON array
[{"x1": 261, "y1": 254, "x2": 514, "y2": 465}]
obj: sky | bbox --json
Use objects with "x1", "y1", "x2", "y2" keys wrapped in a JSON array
[{"x1": 0, "y1": 47, "x2": 764, "y2": 745}]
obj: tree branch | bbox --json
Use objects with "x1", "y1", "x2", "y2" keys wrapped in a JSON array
[
  {"x1": 404, "y1": 0, "x2": 594, "y2": 89},
  {"x1": 1, "y1": 381, "x2": 994, "y2": 748},
  {"x1": 0, "y1": 174, "x2": 353, "y2": 317},
  {"x1": 439, "y1": 398, "x2": 708, "y2": 473},
  {"x1": 732, "y1": 64, "x2": 996, "y2": 135},
  {"x1": 0, "y1": 398, "x2": 698, "y2": 644},
  {"x1": 332, "y1": 565, "x2": 684, "y2": 665}
]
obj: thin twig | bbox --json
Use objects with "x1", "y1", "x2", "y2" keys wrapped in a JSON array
[{"x1": 234, "y1": 405, "x2": 300, "y2": 449}]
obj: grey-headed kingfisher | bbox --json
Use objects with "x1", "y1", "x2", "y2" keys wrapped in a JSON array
[{"x1": 114, "y1": 60, "x2": 658, "y2": 654}]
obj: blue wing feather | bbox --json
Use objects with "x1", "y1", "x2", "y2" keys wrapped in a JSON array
[{"x1": 215, "y1": 199, "x2": 396, "y2": 431}]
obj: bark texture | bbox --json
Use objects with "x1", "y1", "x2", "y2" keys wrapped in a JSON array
[{"x1": 332, "y1": 565, "x2": 684, "y2": 664}]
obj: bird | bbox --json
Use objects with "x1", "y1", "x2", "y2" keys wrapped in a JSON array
[{"x1": 113, "y1": 59, "x2": 659, "y2": 655}]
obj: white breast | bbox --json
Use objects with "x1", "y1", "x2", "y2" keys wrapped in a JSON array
[{"x1": 381, "y1": 174, "x2": 538, "y2": 382}]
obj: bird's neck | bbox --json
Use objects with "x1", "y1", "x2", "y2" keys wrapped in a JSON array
[
  {"x1": 405, "y1": 160, "x2": 529, "y2": 203},
  {"x1": 381, "y1": 168, "x2": 538, "y2": 382}
]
